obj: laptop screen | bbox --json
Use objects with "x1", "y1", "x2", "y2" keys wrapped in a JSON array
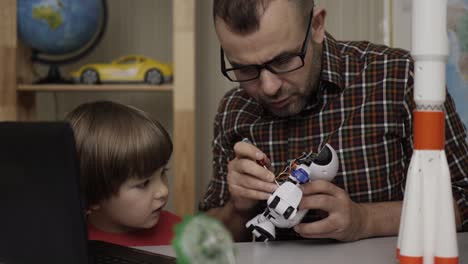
[{"x1": 0, "y1": 122, "x2": 89, "y2": 264}]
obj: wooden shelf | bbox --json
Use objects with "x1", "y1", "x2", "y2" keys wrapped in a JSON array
[
  {"x1": 17, "y1": 84, "x2": 173, "y2": 92},
  {"x1": 2, "y1": 0, "x2": 196, "y2": 216}
]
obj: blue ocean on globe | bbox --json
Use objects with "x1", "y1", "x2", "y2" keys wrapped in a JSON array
[{"x1": 18, "y1": 0, "x2": 103, "y2": 55}]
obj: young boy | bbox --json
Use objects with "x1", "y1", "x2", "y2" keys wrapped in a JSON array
[{"x1": 65, "y1": 101, "x2": 181, "y2": 246}]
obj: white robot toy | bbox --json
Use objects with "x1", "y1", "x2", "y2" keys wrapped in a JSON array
[{"x1": 246, "y1": 144, "x2": 339, "y2": 241}]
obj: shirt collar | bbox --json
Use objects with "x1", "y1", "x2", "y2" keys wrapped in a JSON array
[
  {"x1": 299, "y1": 33, "x2": 344, "y2": 112},
  {"x1": 320, "y1": 32, "x2": 344, "y2": 91}
]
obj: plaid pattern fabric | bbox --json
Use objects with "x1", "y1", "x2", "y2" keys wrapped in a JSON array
[{"x1": 200, "y1": 33, "x2": 468, "y2": 237}]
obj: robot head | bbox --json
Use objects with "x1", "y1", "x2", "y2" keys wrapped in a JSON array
[
  {"x1": 308, "y1": 144, "x2": 339, "y2": 182},
  {"x1": 289, "y1": 144, "x2": 339, "y2": 183}
]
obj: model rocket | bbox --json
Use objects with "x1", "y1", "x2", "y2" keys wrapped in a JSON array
[{"x1": 397, "y1": 0, "x2": 459, "y2": 263}]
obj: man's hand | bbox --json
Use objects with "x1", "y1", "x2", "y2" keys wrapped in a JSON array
[
  {"x1": 227, "y1": 140, "x2": 277, "y2": 212},
  {"x1": 293, "y1": 180, "x2": 368, "y2": 242}
]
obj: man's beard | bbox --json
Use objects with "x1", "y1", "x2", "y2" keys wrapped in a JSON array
[
  {"x1": 265, "y1": 93, "x2": 308, "y2": 117},
  {"x1": 252, "y1": 42, "x2": 322, "y2": 117},
  {"x1": 270, "y1": 42, "x2": 322, "y2": 117},
  {"x1": 261, "y1": 73, "x2": 318, "y2": 117}
]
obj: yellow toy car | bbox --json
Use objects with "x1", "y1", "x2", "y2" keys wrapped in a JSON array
[{"x1": 70, "y1": 55, "x2": 173, "y2": 85}]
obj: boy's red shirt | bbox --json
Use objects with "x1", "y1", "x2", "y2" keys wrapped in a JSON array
[{"x1": 88, "y1": 210, "x2": 181, "y2": 246}]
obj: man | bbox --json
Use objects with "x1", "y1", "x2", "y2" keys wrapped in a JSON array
[{"x1": 200, "y1": 0, "x2": 468, "y2": 242}]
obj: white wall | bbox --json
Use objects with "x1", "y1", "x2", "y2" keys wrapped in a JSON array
[
  {"x1": 391, "y1": 0, "x2": 412, "y2": 49},
  {"x1": 195, "y1": 0, "x2": 233, "y2": 204},
  {"x1": 317, "y1": 0, "x2": 386, "y2": 44}
]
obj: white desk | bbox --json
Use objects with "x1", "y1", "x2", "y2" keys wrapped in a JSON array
[{"x1": 139, "y1": 233, "x2": 468, "y2": 264}]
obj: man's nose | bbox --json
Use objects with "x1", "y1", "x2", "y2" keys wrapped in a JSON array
[{"x1": 259, "y1": 69, "x2": 282, "y2": 97}]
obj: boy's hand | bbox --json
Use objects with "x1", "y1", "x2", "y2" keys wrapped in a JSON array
[{"x1": 227, "y1": 140, "x2": 277, "y2": 212}]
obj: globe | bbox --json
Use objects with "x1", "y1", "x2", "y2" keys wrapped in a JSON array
[{"x1": 17, "y1": 0, "x2": 107, "y2": 83}]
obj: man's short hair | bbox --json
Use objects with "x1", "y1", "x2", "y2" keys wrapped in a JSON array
[
  {"x1": 213, "y1": 0, "x2": 314, "y2": 34},
  {"x1": 65, "y1": 101, "x2": 173, "y2": 207}
]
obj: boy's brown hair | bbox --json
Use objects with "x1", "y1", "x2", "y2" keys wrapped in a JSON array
[{"x1": 65, "y1": 101, "x2": 172, "y2": 208}]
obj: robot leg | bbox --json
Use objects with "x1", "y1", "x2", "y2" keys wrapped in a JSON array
[{"x1": 246, "y1": 211, "x2": 276, "y2": 241}]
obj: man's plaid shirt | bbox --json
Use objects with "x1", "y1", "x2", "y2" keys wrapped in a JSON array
[{"x1": 200, "y1": 33, "x2": 468, "y2": 235}]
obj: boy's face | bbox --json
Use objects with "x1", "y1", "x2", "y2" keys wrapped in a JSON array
[{"x1": 90, "y1": 166, "x2": 169, "y2": 233}]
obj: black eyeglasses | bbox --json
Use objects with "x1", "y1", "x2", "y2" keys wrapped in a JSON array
[{"x1": 220, "y1": 9, "x2": 314, "y2": 83}]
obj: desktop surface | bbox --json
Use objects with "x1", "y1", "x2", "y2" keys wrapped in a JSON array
[{"x1": 138, "y1": 233, "x2": 468, "y2": 264}]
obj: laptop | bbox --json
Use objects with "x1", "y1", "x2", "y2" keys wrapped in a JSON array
[{"x1": 0, "y1": 122, "x2": 175, "y2": 264}]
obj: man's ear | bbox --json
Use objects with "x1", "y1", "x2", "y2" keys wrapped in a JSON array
[{"x1": 312, "y1": 7, "x2": 327, "y2": 43}]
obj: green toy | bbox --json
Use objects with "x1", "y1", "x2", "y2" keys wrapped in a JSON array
[{"x1": 172, "y1": 214, "x2": 236, "y2": 264}]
